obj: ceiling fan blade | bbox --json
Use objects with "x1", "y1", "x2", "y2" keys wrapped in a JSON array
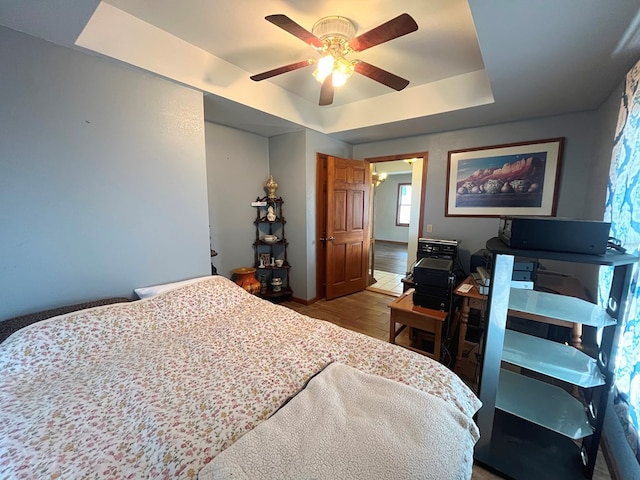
[
  {"x1": 354, "y1": 61, "x2": 410, "y2": 91},
  {"x1": 349, "y1": 13, "x2": 418, "y2": 52},
  {"x1": 265, "y1": 14, "x2": 324, "y2": 49},
  {"x1": 250, "y1": 60, "x2": 314, "y2": 81},
  {"x1": 319, "y1": 76, "x2": 334, "y2": 106}
]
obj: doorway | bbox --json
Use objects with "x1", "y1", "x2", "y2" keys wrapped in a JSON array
[
  {"x1": 315, "y1": 154, "x2": 372, "y2": 302},
  {"x1": 366, "y1": 153, "x2": 427, "y2": 295},
  {"x1": 315, "y1": 152, "x2": 427, "y2": 301}
]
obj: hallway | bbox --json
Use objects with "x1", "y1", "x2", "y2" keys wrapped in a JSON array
[
  {"x1": 368, "y1": 270, "x2": 405, "y2": 296},
  {"x1": 367, "y1": 241, "x2": 410, "y2": 296}
]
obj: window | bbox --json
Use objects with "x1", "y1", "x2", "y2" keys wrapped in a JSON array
[
  {"x1": 598, "y1": 59, "x2": 640, "y2": 470},
  {"x1": 396, "y1": 183, "x2": 411, "y2": 226}
]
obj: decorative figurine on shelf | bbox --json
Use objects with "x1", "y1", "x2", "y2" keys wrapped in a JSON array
[
  {"x1": 259, "y1": 275, "x2": 267, "y2": 294},
  {"x1": 265, "y1": 175, "x2": 279, "y2": 199},
  {"x1": 259, "y1": 253, "x2": 271, "y2": 268},
  {"x1": 271, "y1": 276, "x2": 283, "y2": 292},
  {"x1": 266, "y1": 205, "x2": 276, "y2": 222}
]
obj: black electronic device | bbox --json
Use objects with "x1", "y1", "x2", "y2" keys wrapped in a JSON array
[
  {"x1": 417, "y1": 238, "x2": 458, "y2": 260},
  {"x1": 413, "y1": 291, "x2": 451, "y2": 311},
  {"x1": 513, "y1": 258, "x2": 538, "y2": 271},
  {"x1": 470, "y1": 249, "x2": 491, "y2": 273},
  {"x1": 512, "y1": 257, "x2": 538, "y2": 282},
  {"x1": 412, "y1": 257, "x2": 454, "y2": 310},
  {"x1": 499, "y1": 216, "x2": 611, "y2": 255},
  {"x1": 413, "y1": 257, "x2": 453, "y2": 287},
  {"x1": 511, "y1": 270, "x2": 534, "y2": 281}
]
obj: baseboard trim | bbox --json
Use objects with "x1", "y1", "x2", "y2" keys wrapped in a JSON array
[{"x1": 290, "y1": 295, "x2": 318, "y2": 305}]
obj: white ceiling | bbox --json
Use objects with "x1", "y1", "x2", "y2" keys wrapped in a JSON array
[{"x1": 2, "y1": 1, "x2": 640, "y2": 144}]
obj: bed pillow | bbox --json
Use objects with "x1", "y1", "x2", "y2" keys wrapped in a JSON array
[{"x1": 134, "y1": 276, "x2": 213, "y2": 299}]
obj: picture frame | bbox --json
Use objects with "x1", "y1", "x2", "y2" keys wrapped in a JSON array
[{"x1": 445, "y1": 137, "x2": 564, "y2": 217}]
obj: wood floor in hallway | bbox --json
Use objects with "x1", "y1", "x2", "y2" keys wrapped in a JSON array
[{"x1": 373, "y1": 240, "x2": 409, "y2": 275}]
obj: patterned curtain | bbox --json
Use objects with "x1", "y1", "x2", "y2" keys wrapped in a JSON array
[{"x1": 599, "y1": 59, "x2": 640, "y2": 462}]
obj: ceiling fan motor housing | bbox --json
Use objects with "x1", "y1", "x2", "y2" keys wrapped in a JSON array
[{"x1": 312, "y1": 16, "x2": 357, "y2": 43}]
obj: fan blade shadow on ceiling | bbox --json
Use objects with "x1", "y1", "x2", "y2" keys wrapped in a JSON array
[
  {"x1": 250, "y1": 60, "x2": 315, "y2": 81},
  {"x1": 349, "y1": 13, "x2": 418, "y2": 52},
  {"x1": 354, "y1": 61, "x2": 410, "y2": 91},
  {"x1": 265, "y1": 14, "x2": 324, "y2": 48},
  {"x1": 319, "y1": 75, "x2": 335, "y2": 106}
]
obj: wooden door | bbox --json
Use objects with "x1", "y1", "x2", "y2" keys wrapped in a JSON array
[{"x1": 325, "y1": 156, "x2": 371, "y2": 300}]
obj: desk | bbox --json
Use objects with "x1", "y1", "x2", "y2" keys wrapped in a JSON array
[
  {"x1": 453, "y1": 272, "x2": 588, "y2": 369},
  {"x1": 388, "y1": 288, "x2": 448, "y2": 361},
  {"x1": 453, "y1": 276, "x2": 486, "y2": 370}
]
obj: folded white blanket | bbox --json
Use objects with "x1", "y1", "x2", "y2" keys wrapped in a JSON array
[{"x1": 199, "y1": 363, "x2": 480, "y2": 480}]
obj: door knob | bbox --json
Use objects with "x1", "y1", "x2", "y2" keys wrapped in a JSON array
[{"x1": 327, "y1": 236, "x2": 335, "y2": 241}]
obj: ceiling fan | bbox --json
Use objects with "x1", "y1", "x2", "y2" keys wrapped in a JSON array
[{"x1": 250, "y1": 13, "x2": 418, "y2": 106}]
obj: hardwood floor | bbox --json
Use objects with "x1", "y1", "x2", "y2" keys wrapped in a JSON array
[
  {"x1": 373, "y1": 240, "x2": 409, "y2": 275},
  {"x1": 280, "y1": 289, "x2": 612, "y2": 480}
]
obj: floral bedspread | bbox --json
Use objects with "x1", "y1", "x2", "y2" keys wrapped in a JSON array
[{"x1": 0, "y1": 276, "x2": 481, "y2": 479}]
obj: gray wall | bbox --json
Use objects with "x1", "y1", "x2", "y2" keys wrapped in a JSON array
[
  {"x1": 205, "y1": 122, "x2": 270, "y2": 277},
  {"x1": 573, "y1": 81, "x2": 623, "y2": 297},
  {"x1": 0, "y1": 27, "x2": 211, "y2": 320},
  {"x1": 586, "y1": 82, "x2": 623, "y2": 221},
  {"x1": 374, "y1": 173, "x2": 411, "y2": 243},
  {"x1": 353, "y1": 112, "x2": 599, "y2": 271},
  {"x1": 268, "y1": 131, "x2": 307, "y2": 298},
  {"x1": 204, "y1": 122, "x2": 352, "y2": 301},
  {"x1": 268, "y1": 129, "x2": 352, "y2": 301},
  {"x1": 303, "y1": 130, "x2": 353, "y2": 299}
]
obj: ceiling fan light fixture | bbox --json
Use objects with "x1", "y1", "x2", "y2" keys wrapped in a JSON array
[
  {"x1": 332, "y1": 57, "x2": 355, "y2": 87},
  {"x1": 313, "y1": 54, "x2": 335, "y2": 82},
  {"x1": 372, "y1": 171, "x2": 388, "y2": 186},
  {"x1": 332, "y1": 70, "x2": 348, "y2": 87}
]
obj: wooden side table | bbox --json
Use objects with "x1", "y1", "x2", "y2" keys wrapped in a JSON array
[
  {"x1": 452, "y1": 276, "x2": 487, "y2": 370},
  {"x1": 388, "y1": 288, "x2": 448, "y2": 361}
]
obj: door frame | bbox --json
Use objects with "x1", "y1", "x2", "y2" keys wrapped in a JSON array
[
  {"x1": 366, "y1": 152, "x2": 427, "y2": 275},
  {"x1": 315, "y1": 153, "x2": 329, "y2": 302},
  {"x1": 315, "y1": 151, "x2": 427, "y2": 301}
]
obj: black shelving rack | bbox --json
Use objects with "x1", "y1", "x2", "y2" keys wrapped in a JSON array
[
  {"x1": 252, "y1": 196, "x2": 292, "y2": 301},
  {"x1": 474, "y1": 237, "x2": 637, "y2": 480}
]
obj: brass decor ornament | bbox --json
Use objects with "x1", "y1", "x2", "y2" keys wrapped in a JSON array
[{"x1": 265, "y1": 175, "x2": 279, "y2": 199}]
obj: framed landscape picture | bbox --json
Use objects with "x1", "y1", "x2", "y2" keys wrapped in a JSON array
[{"x1": 445, "y1": 137, "x2": 564, "y2": 217}]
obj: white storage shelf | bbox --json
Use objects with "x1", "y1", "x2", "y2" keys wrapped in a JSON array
[
  {"x1": 496, "y1": 368, "x2": 594, "y2": 440},
  {"x1": 502, "y1": 329, "x2": 605, "y2": 388},
  {"x1": 507, "y1": 288, "x2": 616, "y2": 328}
]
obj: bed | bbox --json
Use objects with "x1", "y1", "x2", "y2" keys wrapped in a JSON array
[{"x1": 0, "y1": 275, "x2": 481, "y2": 479}]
